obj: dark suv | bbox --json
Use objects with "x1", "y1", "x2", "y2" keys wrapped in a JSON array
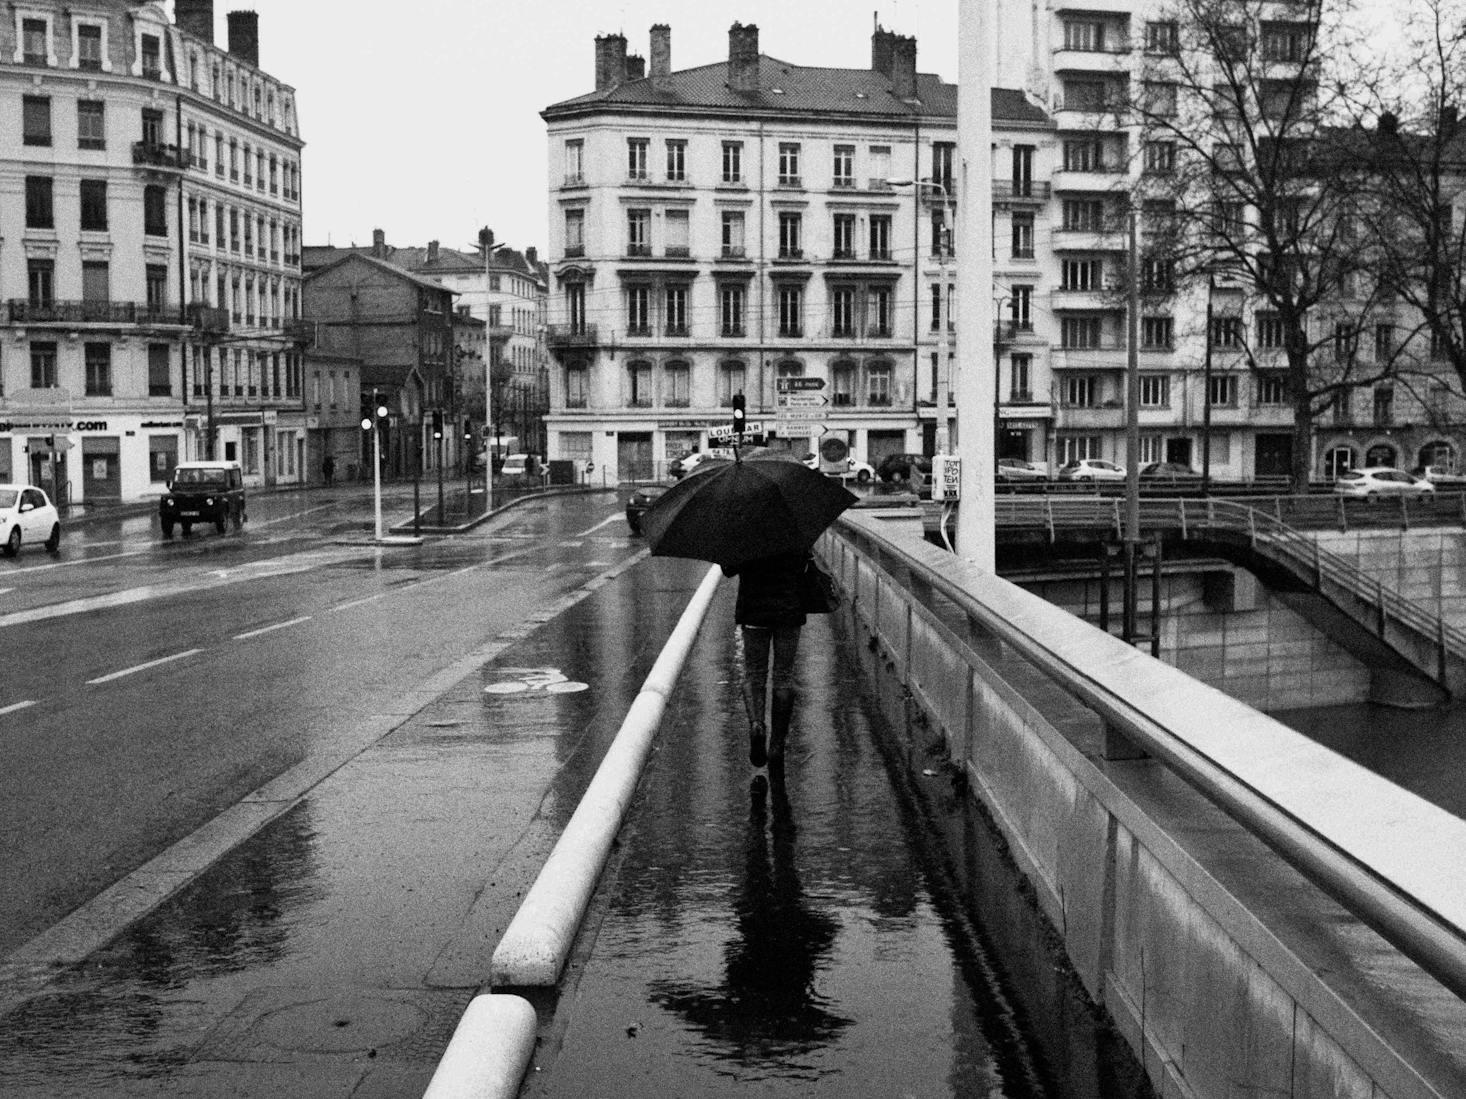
[
  {"x1": 160, "y1": 461, "x2": 246, "y2": 538},
  {"x1": 876, "y1": 453, "x2": 931, "y2": 484}
]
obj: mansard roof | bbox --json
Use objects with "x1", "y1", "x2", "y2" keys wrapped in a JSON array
[{"x1": 542, "y1": 55, "x2": 1048, "y2": 128}]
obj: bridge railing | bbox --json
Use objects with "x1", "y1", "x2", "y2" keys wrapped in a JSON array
[
  {"x1": 996, "y1": 494, "x2": 1466, "y2": 672},
  {"x1": 828, "y1": 508, "x2": 1466, "y2": 1006}
]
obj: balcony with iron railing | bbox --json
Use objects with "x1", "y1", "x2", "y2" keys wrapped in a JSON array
[
  {"x1": 991, "y1": 181, "x2": 1052, "y2": 203},
  {"x1": 187, "y1": 302, "x2": 230, "y2": 333},
  {"x1": 7, "y1": 299, "x2": 183, "y2": 326},
  {"x1": 132, "y1": 141, "x2": 187, "y2": 171},
  {"x1": 546, "y1": 323, "x2": 599, "y2": 350}
]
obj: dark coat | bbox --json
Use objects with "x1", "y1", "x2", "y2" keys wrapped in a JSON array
[{"x1": 722, "y1": 553, "x2": 807, "y2": 629}]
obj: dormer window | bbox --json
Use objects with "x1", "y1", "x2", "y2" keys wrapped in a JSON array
[
  {"x1": 21, "y1": 17, "x2": 49, "y2": 66},
  {"x1": 77, "y1": 24, "x2": 103, "y2": 70},
  {"x1": 140, "y1": 33, "x2": 161, "y2": 79}
]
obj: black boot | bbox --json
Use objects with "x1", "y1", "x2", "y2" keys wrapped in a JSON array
[
  {"x1": 748, "y1": 722, "x2": 767, "y2": 768},
  {"x1": 768, "y1": 689, "x2": 795, "y2": 767}
]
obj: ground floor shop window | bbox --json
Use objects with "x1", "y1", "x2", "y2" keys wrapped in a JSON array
[
  {"x1": 82, "y1": 436, "x2": 120, "y2": 500},
  {"x1": 149, "y1": 435, "x2": 177, "y2": 482},
  {"x1": 0, "y1": 440, "x2": 11, "y2": 481},
  {"x1": 1057, "y1": 434, "x2": 1103, "y2": 463}
]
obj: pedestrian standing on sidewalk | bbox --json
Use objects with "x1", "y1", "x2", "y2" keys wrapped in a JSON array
[
  {"x1": 322, "y1": 454, "x2": 335, "y2": 486},
  {"x1": 722, "y1": 551, "x2": 807, "y2": 768}
]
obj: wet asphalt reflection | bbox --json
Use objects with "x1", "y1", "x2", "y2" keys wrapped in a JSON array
[{"x1": 528, "y1": 585, "x2": 1153, "y2": 1098}]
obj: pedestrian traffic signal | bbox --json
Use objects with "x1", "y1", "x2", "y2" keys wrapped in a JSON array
[
  {"x1": 432, "y1": 410, "x2": 443, "y2": 439},
  {"x1": 732, "y1": 393, "x2": 746, "y2": 437}
]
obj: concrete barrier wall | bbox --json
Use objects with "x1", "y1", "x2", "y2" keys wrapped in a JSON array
[
  {"x1": 1316, "y1": 528, "x2": 1466, "y2": 630},
  {"x1": 829, "y1": 514, "x2": 1466, "y2": 1099}
]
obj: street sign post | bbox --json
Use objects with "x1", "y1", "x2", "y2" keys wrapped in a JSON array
[{"x1": 777, "y1": 377, "x2": 826, "y2": 392}]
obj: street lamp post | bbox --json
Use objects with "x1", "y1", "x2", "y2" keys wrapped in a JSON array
[{"x1": 889, "y1": 178, "x2": 955, "y2": 455}]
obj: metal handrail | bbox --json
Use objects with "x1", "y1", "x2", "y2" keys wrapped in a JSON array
[
  {"x1": 830, "y1": 512, "x2": 1466, "y2": 1001},
  {"x1": 994, "y1": 495, "x2": 1466, "y2": 664}
]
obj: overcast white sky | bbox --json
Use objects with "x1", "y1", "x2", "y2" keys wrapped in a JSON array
[{"x1": 181, "y1": 1, "x2": 961, "y2": 255}]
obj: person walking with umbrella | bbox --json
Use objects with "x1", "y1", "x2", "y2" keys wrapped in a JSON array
[{"x1": 639, "y1": 443, "x2": 855, "y2": 769}]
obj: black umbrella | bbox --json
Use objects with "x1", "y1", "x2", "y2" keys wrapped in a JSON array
[{"x1": 640, "y1": 453, "x2": 857, "y2": 569}]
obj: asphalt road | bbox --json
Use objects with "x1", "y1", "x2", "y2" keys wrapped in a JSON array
[{"x1": 0, "y1": 486, "x2": 638, "y2": 957}]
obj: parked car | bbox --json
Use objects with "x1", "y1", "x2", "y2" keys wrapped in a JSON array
[
  {"x1": 1414, "y1": 464, "x2": 1466, "y2": 487},
  {"x1": 803, "y1": 453, "x2": 876, "y2": 483},
  {"x1": 499, "y1": 453, "x2": 542, "y2": 480},
  {"x1": 1057, "y1": 458, "x2": 1126, "y2": 482},
  {"x1": 159, "y1": 461, "x2": 246, "y2": 538},
  {"x1": 1138, "y1": 462, "x2": 1202, "y2": 483},
  {"x1": 0, "y1": 484, "x2": 60, "y2": 557},
  {"x1": 876, "y1": 453, "x2": 932, "y2": 484},
  {"x1": 1333, "y1": 467, "x2": 1435, "y2": 497},
  {"x1": 670, "y1": 451, "x2": 714, "y2": 480},
  {"x1": 625, "y1": 485, "x2": 667, "y2": 535},
  {"x1": 996, "y1": 457, "x2": 1048, "y2": 482}
]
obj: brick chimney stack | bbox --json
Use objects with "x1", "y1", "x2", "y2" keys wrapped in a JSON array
[
  {"x1": 871, "y1": 23, "x2": 897, "y2": 77},
  {"x1": 625, "y1": 52, "x2": 646, "y2": 81},
  {"x1": 595, "y1": 33, "x2": 628, "y2": 92},
  {"x1": 728, "y1": 23, "x2": 759, "y2": 93},
  {"x1": 372, "y1": 229, "x2": 386, "y2": 258},
  {"x1": 890, "y1": 32, "x2": 917, "y2": 98},
  {"x1": 525, "y1": 246, "x2": 538, "y2": 267},
  {"x1": 649, "y1": 24, "x2": 671, "y2": 79},
  {"x1": 427, "y1": 241, "x2": 440, "y2": 264},
  {"x1": 175, "y1": 0, "x2": 215, "y2": 44},
  {"x1": 226, "y1": 10, "x2": 259, "y2": 68}
]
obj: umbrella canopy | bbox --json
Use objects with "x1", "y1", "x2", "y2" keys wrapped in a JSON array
[{"x1": 640, "y1": 454, "x2": 857, "y2": 568}]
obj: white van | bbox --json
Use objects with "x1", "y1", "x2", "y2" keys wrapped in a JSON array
[{"x1": 500, "y1": 453, "x2": 541, "y2": 479}]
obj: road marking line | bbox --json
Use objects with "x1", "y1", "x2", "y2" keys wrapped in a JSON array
[
  {"x1": 0, "y1": 700, "x2": 37, "y2": 716},
  {"x1": 330, "y1": 593, "x2": 387, "y2": 612},
  {"x1": 233, "y1": 616, "x2": 311, "y2": 640},
  {"x1": 573, "y1": 515, "x2": 621, "y2": 537},
  {"x1": 86, "y1": 649, "x2": 203, "y2": 685},
  {"x1": 0, "y1": 587, "x2": 13, "y2": 596}
]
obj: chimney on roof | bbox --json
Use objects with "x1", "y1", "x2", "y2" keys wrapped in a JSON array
[
  {"x1": 428, "y1": 240, "x2": 440, "y2": 264},
  {"x1": 595, "y1": 33, "x2": 628, "y2": 92},
  {"x1": 526, "y1": 246, "x2": 538, "y2": 267},
  {"x1": 728, "y1": 23, "x2": 759, "y2": 93},
  {"x1": 226, "y1": 10, "x2": 259, "y2": 68},
  {"x1": 625, "y1": 52, "x2": 646, "y2": 81},
  {"x1": 871, "y1": 22, "x2": 897, "y2": 76},
  {"x1": 372, "y1": 228, "x2": 386, "y2": 258},
  {"x1": 650, "y1": 24, "x2": 671, "y2": 79},
  {"x1": 175, "y1": 0, "x2": 214, "y2": 44},
  {"x1": 890, "y1": 32, "x2": 917, "y2": 98}
]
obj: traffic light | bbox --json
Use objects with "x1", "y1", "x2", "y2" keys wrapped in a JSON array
[
  {"x1": 731, "y1": 393, "x2": 746, "y2": 437},
  {"x1": 463, "y1": 418, "x2": 473, "y2": 443},
  {"x1": 432, "y1": 410, "x2": 443, "y2": 440}
]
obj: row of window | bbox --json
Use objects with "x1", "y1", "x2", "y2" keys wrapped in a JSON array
[
  {"x1": 186, "y1": 263, "x2": 300, "y2": 328},
  {"x1": 185, "y1": 195, "x2": 301, "y2": 266},
  {"x1": 20, "y1": 95, "x2": 171, "y2": 154},
  {"x1": 21, "y1": 257, "x2": 172, "y2": 316},
  {"x1": 564, "y1": 136, "x2": 981, "y2": 193},
  {"x1": 1060, "y1": 18, "x2": 1308, "y2": 61},
  {"x1": 4, "y1": 340, "x2": 172, "y2": 397},
  {"x1": 14, "y1": 13, "x2": 295, "y2": 133},
  {"x1": 562, "y1": 359, "x2": 898, "y2": 409},
  {"x1": 1057, "y1": 372, "x2": 1285, "y2": 410},
  {"x1": 189, "y1": 345, "x2": 304, "y2": 400},
  {"x1": 182, "y1": 121, "x2": 300, "y2": 200},
  {"x1": 21, "y1": 174, "x2": 168, "y2": 235}
]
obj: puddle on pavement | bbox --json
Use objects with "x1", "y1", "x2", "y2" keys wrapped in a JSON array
[{"x1": 528, "y1": 596, "x2": 1155, "y2": 1098}]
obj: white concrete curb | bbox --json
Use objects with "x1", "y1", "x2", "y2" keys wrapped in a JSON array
[
  {"x1": 489, "y1": 562, "x2": 723, "y2": 988},
  {"x1": 421, "y1": 994, "x2": 537, "y2": 1099}
]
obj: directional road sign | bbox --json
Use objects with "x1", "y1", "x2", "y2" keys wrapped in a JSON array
[
  {"x1": 775, "y1": 409, "x2": 830, "y2": 422},
  {"x1": 780, "y1": 394, "x2": 828, "y2": 408},
  {"x1": 777, "y1": 377, "x2": 826, "y2": 393}
]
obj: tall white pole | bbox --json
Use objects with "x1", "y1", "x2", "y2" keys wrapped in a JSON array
[
  {"x1": 937, "y1": 201, "x2": 950, "y2": 455},
  {"x1": 956, "y1": 0, "x2": 996, "y2": 569},
  {"x1": 372, "y1": 419, "x2": 383, "y2": 541}
]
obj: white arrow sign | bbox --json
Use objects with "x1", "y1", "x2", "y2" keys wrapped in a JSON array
[{"x1": 779, "y1": 394, "x2": 829, "y2": 408}]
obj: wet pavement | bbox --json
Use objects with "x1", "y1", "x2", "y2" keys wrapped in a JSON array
[{"x1": 0, "y1": 508, "x2": 1151, "y2": 1097}]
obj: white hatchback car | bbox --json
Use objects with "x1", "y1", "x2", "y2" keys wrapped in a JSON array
[
  {"x1": 1333, "y1": 467, "x2": 1435, "y2": 497},
  {"x1": 1057, "y1": 458, "x2": 1126, "y2": 482},
  {"x1": 0, "y1": 484, "x2": 60, "y2": 556}
]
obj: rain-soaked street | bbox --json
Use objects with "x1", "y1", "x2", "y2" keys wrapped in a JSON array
[{"x1": 0, "y1": 487, "x2": 1151, "y2": 1096}]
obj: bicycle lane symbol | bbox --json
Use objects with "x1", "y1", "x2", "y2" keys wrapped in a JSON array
[{"x1": 483, "y1": 666, "x2": 589, "y2": 695}]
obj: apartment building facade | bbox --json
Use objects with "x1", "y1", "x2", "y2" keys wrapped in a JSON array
[
  {"x1": 0, "y1": 0, "x2": 307, "y2": 501},
  {"x1": 541, "y1": 23, "x2": 1055, "y2": 481}
]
